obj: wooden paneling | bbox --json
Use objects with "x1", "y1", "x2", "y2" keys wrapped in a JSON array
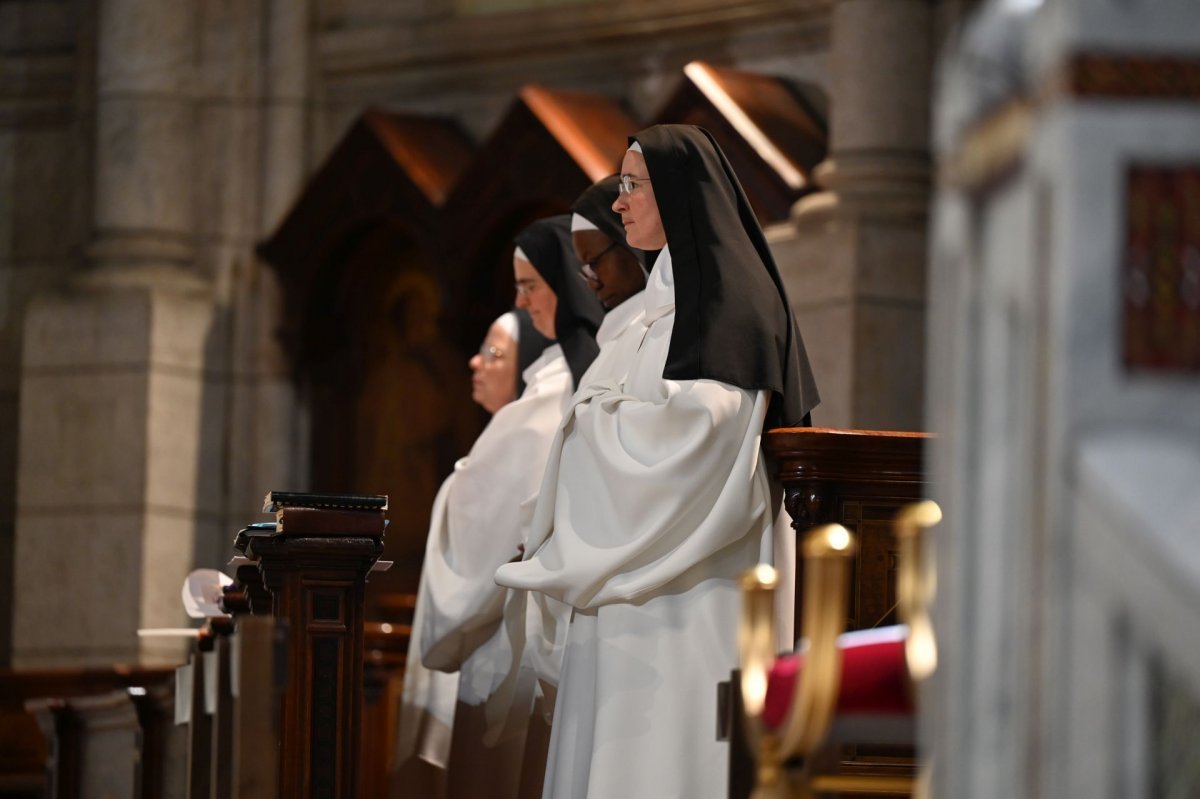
[{"x1": 765, "y1": 427, "x2": 930, "y2": 632}]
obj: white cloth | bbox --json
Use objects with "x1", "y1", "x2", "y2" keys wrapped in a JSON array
[
  {"x1": 581, "y1": 288, "x2": 646, "y2": 379},
  {"x1": 476, "y1": 293, "x2": 650, "y2": 750},
  {"x1": 395, "y1": 477, "x2": 460, "y2": 770},
  {"x1": 495, "y1": 311, "x2": 520, "y2": 341},
  {"x1": 495, "y1": 247, "x2": 783, "y2": 798},
  {"x1": 396, "y1": 345, "x2": 571, "y2": 772},
  {"x1": 570, "y1": 213, "x2": 599, "y2": 232}
]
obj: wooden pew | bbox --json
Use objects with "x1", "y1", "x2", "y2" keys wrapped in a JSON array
[{"x1": 2, "y1": 493, "x2": 390, "y2": 799}]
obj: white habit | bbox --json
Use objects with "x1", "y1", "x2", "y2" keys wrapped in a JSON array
[
  {"x1": 397, "y1": 344, "x2": 572, "y2": 796},
  {"x1": 495, "y1": 247, "x2": 782, "y2": 799}
]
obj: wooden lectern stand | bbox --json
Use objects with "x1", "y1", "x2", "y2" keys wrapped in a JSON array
[
  {"x1": 765, "y1": 428, "x2": 930, "y2": 631},
  {"x1": 235, "y1": 492, "x2": 387, "y2": 799}
]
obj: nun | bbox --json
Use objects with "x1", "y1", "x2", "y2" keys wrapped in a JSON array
[
  {"x1": 569, "y1": 174, "x2": 649, "y2": 313},
  {"x1": 495, "y1": 124, "x2": 819, "y2": 798},
  {"x1": 394, "y1": 308, "x2": 547, "y2": 797},
  {"x1": 511, "y1": 214, "x2": 606, "y2": 387},
  {"x1": 405, "y1": 215, "x2": 603, "y2": 799}
]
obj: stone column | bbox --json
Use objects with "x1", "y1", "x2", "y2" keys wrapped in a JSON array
[
  {"x1": 772, "y1": 0, "x2": 933, "y2": 430},
  {"x1": 223, "y1": 0, "x2": 313, "y2": 544},
  {"x1": 11, "y1": 0, "x2": 216, "y2": 667}
]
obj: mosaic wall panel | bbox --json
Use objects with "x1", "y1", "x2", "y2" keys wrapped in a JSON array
[{"x1": 1122, "y1": 165, "x2": 1200, "y2": 373}]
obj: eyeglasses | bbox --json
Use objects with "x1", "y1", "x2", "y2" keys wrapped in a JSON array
[
  {"x1": 478, "y1": 343, "x2": 505, "y2": 363},
  {"x1": 579, "y1": 241, "x2": 621, "y2": 282},
  {"x1": 617, "y1": 174, "x2": 651, "y2": 195}
]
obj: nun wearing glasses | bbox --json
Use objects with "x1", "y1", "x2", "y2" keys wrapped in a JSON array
[
  {"x1": 394, "y1": 308, "x2": 547, "y2": 797},
  {"x1": 496, "y1": 125, "x2": 819, "y2": 798},
  {"x1": 400, "y1": 216, "x2": 602, "y2": 799},
  {"x1": 570, "y1": 174, "x2": 650, "y2": 314}
]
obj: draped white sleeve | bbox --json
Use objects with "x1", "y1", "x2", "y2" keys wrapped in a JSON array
[
  {"x1": 418, "y1": 346, "x2": 571, "y2": 671},
  {"x1": 495, "y1": 302, "x2": 775, "y2": 610}
]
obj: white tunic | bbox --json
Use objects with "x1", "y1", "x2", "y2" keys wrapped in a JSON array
[
  {"x1": 496, "y1": 248, "x2": 780, "y2": 799},
  {"x1": 396, "y1": 345, "x2": 572, "y2": 775}
]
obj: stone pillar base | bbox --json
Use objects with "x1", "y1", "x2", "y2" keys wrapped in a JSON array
[{"x1": 12, "y1": 269, "x2": 218, "y2": 668}]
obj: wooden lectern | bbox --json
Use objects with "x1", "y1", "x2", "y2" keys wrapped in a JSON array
[{"x1": 235, "y1": 491, "x2": 387, "y2": 799}]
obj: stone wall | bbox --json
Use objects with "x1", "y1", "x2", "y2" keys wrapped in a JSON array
[
  {"x1": 0, "y1": 0, "x2": 96, "y2": 667},
  {"x1": 5, "y1": 0, "x2": 312, "y2": 667}
]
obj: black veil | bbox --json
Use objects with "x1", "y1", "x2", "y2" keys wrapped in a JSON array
[
  {"x1": 630, "y1": 124, "x2": 820, "y2": 428},
  {"x1": 513, "y1": 215, "x2": 604, "y2": 388}
]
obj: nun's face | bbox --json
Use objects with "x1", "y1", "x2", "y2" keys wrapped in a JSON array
[
  {"x1": 513, "y1": 254, "x2": 557, "y2": 339},
  {"x1": 612, "y1": 150, "x2": 667, "y2": 250},
  {"x1": 572, "y1": 230, "x2": 646, "y2": 309},
  {"x1": 469, "y1": 321, "x2": 518, "y2": 413}
]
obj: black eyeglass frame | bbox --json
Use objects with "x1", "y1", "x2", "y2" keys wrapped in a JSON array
[{"x1": 578, "y1": 240, "x2": 623, "y2": 283}]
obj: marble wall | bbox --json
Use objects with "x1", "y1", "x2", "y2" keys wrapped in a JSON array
[{"x1": 927, "y1": 0, "x2": 1200, "y2": 795}]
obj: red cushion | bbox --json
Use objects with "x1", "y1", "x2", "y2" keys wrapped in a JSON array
[{"x1": 762, "y1": 626, "x2": 913, "y2": 729}]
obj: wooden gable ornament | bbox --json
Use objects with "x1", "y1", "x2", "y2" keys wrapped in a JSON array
[{"x1": 654, "y1": 61, "x2": 828, "y2": 225}]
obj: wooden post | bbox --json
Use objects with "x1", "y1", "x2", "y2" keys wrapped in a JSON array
[
  {"x1": 241, "y1": 492, "x2": 386, "y2": 799},
  {"x1": 129, "y1": 680, "x2": 186, "y2": 799},
  {"x1": 208, "y1": 618, "x2": 235, "y2": 799},
  {"x1": 186, "y1": 646, "x2": 213, "y2": 799},
  {"x1": 26, "y1": 690, "x2": 142, "y2": 799},
  {"x1": 231, "y1": 615, "x2": 279, "y2": 799}
]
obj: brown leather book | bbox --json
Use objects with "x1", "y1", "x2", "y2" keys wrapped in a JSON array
[{"x1": 275, "y1": 506, "x2": 386, "y2": 536}]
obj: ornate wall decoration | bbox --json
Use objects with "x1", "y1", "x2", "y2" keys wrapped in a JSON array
[{"x1": 1122, "y1": 165, "x2": 1200, "y2": 373}]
